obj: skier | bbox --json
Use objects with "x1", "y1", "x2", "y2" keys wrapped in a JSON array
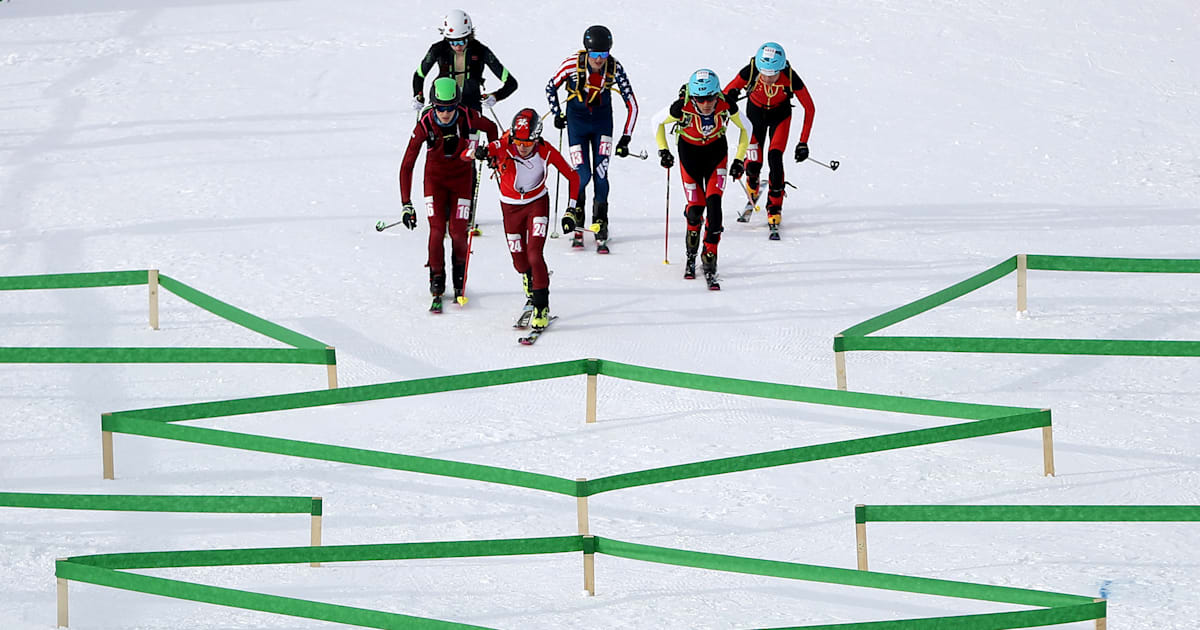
[
  {"x1": 722, "y1": 42, "x2": 815, "y2": 240},
  {"x1": 655, "y1": 69, "x2": 749, "y2": 290},
  {"x1": 398, "y1": 77, "x2": 499, "y2": 313},
  {"x1": 411, "y1": 9, "x2": 518, "y2": 115},
  {"x1": 545, "y1": 24, "x2": 638, "y2": 254},
  {"x1": 410, "y1": 10, "x2": 517, "y2": 237},
  {"x1": 480, "y1": 108, "x2": 581, "y2": 334}
]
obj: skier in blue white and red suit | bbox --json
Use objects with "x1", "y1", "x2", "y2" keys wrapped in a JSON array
[
  {"x1": 398, "y1": 77, "x2": 499, "y2": 310},
  {"x1": 545, "y1": 24, "x2": 638, "y2": 253},
  {"x1": 722, "y1": 42, "x2": 815, "y2": 240}
]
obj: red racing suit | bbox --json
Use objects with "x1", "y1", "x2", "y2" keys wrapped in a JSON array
[{"x1": 398, "y1": 106, "x2": 498, "y2": 276}]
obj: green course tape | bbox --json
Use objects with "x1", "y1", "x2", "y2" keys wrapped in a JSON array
[
  {"x1": 157, "y1": 274, "x2": 327, "y2": 350},
  {"x1": 56, "y1": 536, "x2": 1101, "y2": 629},
  {"x1": 859, "y1": 505, "x2": 1200, "y2": 523},
  {"x1": 839, "y1": 258, "x2": 1016, "y2": 338},
  {"x1": 106, "y1": 360, "x2": 589, "y2": 423},
  {"x1": 0, "y1": 270, "x2": 148, "y2": 291},
  {"x1": 597, "y1": 360, "x2": 1037, "y2": 420},
  {"x1": 0, "y1": 492, "x2": 314, "y2": 513},
  {"x1": 1028, "y1": 255, "x2": 1200, "y2": 273},
  {"x1": 587, "y1": 413, "x2": 1048, "y2": 495},
  {"x1": 838, "y1": 336, "x2": 1200, "y2": 357},
  {"x1": 0, "y1": 347, "x2": 331, "y2": 364},
  {"x1": 104, "y1": 416, "x2": 578, "y2": 496}
]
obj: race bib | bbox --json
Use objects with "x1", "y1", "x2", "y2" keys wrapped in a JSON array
[
  {"x1": 506, "y1": 233, "x2": 523, "y2": 253},
  {"x1": 532, "y1": 216, "x2": 548, "y2": 238},
  {"x1": 455, "y1": 198, "x2": 472, "y2": 221},
  {"x1": 424, "y1": 196, "x2": 435, "y2": 217}
]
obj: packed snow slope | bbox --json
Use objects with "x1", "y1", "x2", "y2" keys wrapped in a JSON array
[{"x1": 1, "y1": 1, "x2": 1198, "y2": 628}]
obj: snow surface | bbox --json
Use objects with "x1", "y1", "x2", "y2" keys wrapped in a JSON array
[{"x1": 2, "y1": 0, "x2": 1199, "y2": 628}]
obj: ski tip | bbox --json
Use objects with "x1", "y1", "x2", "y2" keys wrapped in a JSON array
[{"x1": 456, "y1": 296, "x2": 469, "y2": 306}]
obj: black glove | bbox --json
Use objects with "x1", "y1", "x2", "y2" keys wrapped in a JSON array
[
  {"x1": 485, "y1": 152, "x2": 499, "y2": 170},
  {"x1": 659, "y1": 149, "x2": 674, "y2": 169},
  {"x1": 794, "y1": 141, "x2": 809, "y2": 163},
  {"x1": 615, "y1": 135, "x2": 631, "y2": 158},
  {"x1": 401, "y1": 202, "x2": 417, "y2": 230},
  {"x1": 729, "y1": 159, "x2": 744, "y2": 180},
  {"x1": 474, "y1": 144, "x2": 488, "y2": 161},
  {"x1": 561, "y1": 203, "x2": 580, "y2": 233},
  {"x1": 554, "y1": 113, "x2": 567, "y2": 130}
]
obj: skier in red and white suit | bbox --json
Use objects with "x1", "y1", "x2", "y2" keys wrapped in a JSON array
[{"x1": 482, "y1": 108, "x2": 581, "y2": 331}]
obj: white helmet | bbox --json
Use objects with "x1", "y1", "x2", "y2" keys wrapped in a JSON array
[{"x1": 439, "y1": 9, "x2": 474, "y2": 39}]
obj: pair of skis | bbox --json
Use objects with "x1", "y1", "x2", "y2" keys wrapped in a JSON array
[{"x1": 513, "y1": 299, "x2": 555, "y2": 345}]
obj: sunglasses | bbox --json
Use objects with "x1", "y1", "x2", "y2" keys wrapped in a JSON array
[
  {"x1": 434, "y1": 104, "x2": 457, "y2": 112},
  {"x1": 692, "y1": 94, "x2": 718, "y2": 104},
  {"x1": 587, "y1": 51, "x2": 609, "y2": 60},
  {"x1": 448, "y1": 38, "x2": 467, "y2": 46}
]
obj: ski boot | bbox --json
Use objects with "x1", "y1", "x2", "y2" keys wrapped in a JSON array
[
  {"x1": 452, "y1": 258, "x2": 466, "y2": 304},
  {"x1": 702, "y1": 252, "x2": 720, "y2": 290},
  {"x1": 590, "y1": 202, "x2": 610, "y2": 254},
  {"x1": 531, "y1": 288, "x2": 550, "y2": 331},
  {"x1": 683, "y1": 228, "x2": 700, "y2": 279},
  {"x1": 767, "y1": 211, "x2": 781, "y2": 241},
  {"x1": 429, "y1": 269, "x2": 446, "y2": 313}
]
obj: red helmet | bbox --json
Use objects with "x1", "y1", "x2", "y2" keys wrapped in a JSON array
[{"x1": 510, "y1": 108, "x2": 543, "y2": 143}]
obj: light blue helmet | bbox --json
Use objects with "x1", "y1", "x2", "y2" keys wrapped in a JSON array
[
  {"x1": 687, "y1": 68, "x2": 721, "y2": 97},
  {"x1": 756, "y1": 42, "x2": 787, "y2": 74}
]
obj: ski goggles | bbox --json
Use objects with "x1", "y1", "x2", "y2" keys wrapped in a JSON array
[
  {"x1": 692, "y1": 94, "x2": 719, "y2": 104},
  {"x1": 448, "y1": 38, "x2": 467, "y2": 46},
  {"x1": 511, "y1": 137, "x2": 537, "y2": 147},
  {"x1": 587, "y1": 51, "x2": 609, "y2": 60},
  {"x1": 434, "y1": 104, "x2": 457, "y2": 113}
]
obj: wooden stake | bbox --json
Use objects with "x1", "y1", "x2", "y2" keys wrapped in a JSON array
[
  {"x1": 585, "y1": 373, "x2": 598, "y2": 423},
  {"x1": 855, "y1": 505, "x2": 868, "y2": 571},
  {"x1": 148, "y1": 269, "x2": 159, "y2": 330},
  {"x1": 56, "y1": 568, "x2": 68, "y2": 628},
  {"x1": 1094, "y1": 598, "x2": 1106, "y2": 629},
  {"x1": 1016, "y1": 254, "x2": 1028, "y2": 313},
  {"x1": 1042, "y1": 422, "x2": 1056, "y2": 477},
  {"x1": 326, "y1": 347, "x2": 338, "y2": 389},
  {"x1": 835, "y1": 350, "x2": 848, "y2": 391},
  {"x1": 101, "y1": 426, "x2": 114, "y2": 480},
  {"x1": 310, "y1": 513, "x2": 323, "y2": 568},
  {"x1": 583, "y1": 535, "x2": 595, "y2": 596},
  {"x1": 576, "y1": 478, "x2": 589, "y2": 535}
]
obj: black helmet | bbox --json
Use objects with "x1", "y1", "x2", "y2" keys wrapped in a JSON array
[{"x1": 583, "y1": 25, "x2": 612, "y2": 52}]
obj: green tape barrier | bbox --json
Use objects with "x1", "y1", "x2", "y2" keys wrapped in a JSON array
[
  {"x1": 836, "y1": 255, "x2": 1200, "y2": 359},
  {"x1": 56, "y1": 535, "x2": 1102, "y2": 629},
  {"x1": 0, "y1": 492, "x2": 319, "y2": 514},
  {"x1": 103, "y1": 360, "x2": 1049, "y2": 498},
  {"x1": 0, "y1": 270, "x2": 334, "y2": 365},
  {"x1": 857, "y1": 504, "x2": 1200, "y2": 523},
  {"x1": 0, "y1": 270, "x2": 148, "y2": 290}
]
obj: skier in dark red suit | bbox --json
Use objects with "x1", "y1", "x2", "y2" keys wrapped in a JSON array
[
  {"x1": 482, "y1": 108, "x2": 580, "y2": 332},
  {"x1": 398, "y1": 77, "x2": 498, "y2": 312},
  {"x1": 723, "y1": 42, "x2": 815, "y2": 240}
]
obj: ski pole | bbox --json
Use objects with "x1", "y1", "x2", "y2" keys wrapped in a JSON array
[
  {"x1": 457, "y1": 158, "x2": 485, "y2": 306},
  {"x1": 375, "y1": 219, "x2": 404, "y2": 232},
  {"x1": 487, "y1": 104, "x2": 506, "y2": 132},
  {"x1": 663, "y1": 166, "x2": 671, "y2": 265},
  {"x1": 551, "y1": 127, "x2": 563, "y2": 239},
  {"x1": 808, "y1": 158, "x2": 840, "y2": 171},
  {"x1": 619, "y1": 149, "x2": 648, "y2": 160}
]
